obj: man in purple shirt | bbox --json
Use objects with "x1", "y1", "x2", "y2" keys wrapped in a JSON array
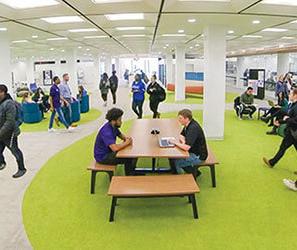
[
  {"x1": 94, "y1": 108, "x2": 136, "y2": 175},
  {"x1": 48, "y1": 76, "x2": 74, "y2": 132}
]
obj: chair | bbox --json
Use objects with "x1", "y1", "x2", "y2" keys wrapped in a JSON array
[
  {"x1": 80, "y1": 95, "x2": 89, "y2": 113},
  {"x1": 234, "y1": 96, "x2": 254, "y2": 118},
  {"x1": 71, "y1": 100, "x2": 81, "y2": 122},
  {"x1": 22, "y1": 103, "x2": 42, "y2": 123},
  {"x1": 258, "y1": 107, "x2": 270, "y2": 120}
]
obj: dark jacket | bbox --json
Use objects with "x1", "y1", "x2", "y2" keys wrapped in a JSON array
[
  {"x1": 286, "y1": 102, "x2": 297, "y2": 133},
  {"x1": 147, "y1": 82, "x2": 164, "y2": 102},
  {"x1": 0, "y1": 94, "x2": 20, "y2": 141},
  {"x1": 109, "y1": 75, "x2": 118, "y2": 91}
]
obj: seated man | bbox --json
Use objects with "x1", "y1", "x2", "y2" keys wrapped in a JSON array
[
  {"x1": 169, "y1": 109, "x2": 208, "y2": 178},
  {"x1": 239, "y1": 87, "x2": 257, "y2": 119},
  {"x1": 94, "y1": 108, "x2": 136, "y2": 176}
]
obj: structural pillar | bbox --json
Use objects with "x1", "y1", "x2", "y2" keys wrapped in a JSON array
[
  {"x1": 175, "y1": 45, "x2": 185, "y2": 101},
  {"x1": 105, "y1": 54, "x2": 112, "y2": 76},
  {"x1": 0, "y1": 33, "x2": 12, "y2": 94},
  {"x1": 26, "y1": 57, "x2": 35, "y2": 84},
  {"x1": 203, "y1": 25, "x2": 226, "y2": 139},
  {"x1": 236, "y1": 57, "x2": 244, "y2": 88},
  {"x1": 166, "y1": 53, "x2": 173, "y2": 84},
  {"x1": 64, "y1": 49, "x2": 78, "y2": 95},
  {"x1": 277, "y1": 53, "x2": 290, "y2": 76}
]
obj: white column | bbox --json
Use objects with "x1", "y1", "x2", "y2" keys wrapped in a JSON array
[
  {"x1": 236, "y1": 57, "x2": 244, "y2": 88},
  {"x1": 64, "y1": 49, "x2": 78, "y2": 95},
  {"x1": 94, "y1": 55, "x2": 100, "y2": 82},
  {"x1": 166, "y1": 53, "x2": 173, "y2": 84},
  {"x1": 175, "y1": 45, "x2": 185, "y2": 101},
  {"x1": 105, "y1": 54, "x2": 112, "y2": 76},
  {"x1": 115, "y1": 57, "x2": 120, "y2": 74},
  {"x1": 0, "y1": 33, "x2": 12, "y2": 94},
  {"x1": 277, "y1": 53, "x2": 289, "y2": 76},
  {"x1": 26, "y1": 57, "x2": 35, "y2": 84},
  {"x1": 203, "y1": 25, "x2": 226, "y2": 139}
]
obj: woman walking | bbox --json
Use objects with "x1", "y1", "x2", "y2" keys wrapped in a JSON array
[
  {"x1": 99, "y1": 73, "x2": 110, "y2": 107},
  {"x1": 131, "y1": 74, "x2": 146, "y2": 119}
]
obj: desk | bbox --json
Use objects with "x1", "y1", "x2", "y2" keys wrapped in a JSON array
[{"x1": 117, "y1": 118, "x2": 189, "y2": 172}]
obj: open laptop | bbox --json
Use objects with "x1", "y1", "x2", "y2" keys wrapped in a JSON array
[
  {"x1": 158, "y1": 137, "x2": 175, "y2": 148},
  {"x1": 268, "y1": 100, "x2": 275, "y2": 107}
]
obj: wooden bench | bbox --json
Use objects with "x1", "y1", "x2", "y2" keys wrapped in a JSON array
[
  {"x1": 107, "y1": 175, "x2": 200, "y2": 222},
  {"x1": 87, "y1": 161, "x2": 117, "y2": 194},
  {"x1": 195, "y1": 148, "x2": 219, "y2": 188}
]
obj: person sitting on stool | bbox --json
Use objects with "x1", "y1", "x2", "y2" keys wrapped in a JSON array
[
  {"x1": 169, "y1": 109, "x2": 208, "y2": 179},
  {"x1": 239, "y1": 87, "x2": 257, "y2": 119}
]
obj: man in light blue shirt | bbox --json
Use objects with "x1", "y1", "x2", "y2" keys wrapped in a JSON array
[{"x1": 59, "y1": 73, "x2": 73, "y2": 125}]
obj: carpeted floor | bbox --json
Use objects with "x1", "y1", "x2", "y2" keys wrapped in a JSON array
[
  {"x1": 20, "y1": 108, "x2": 101, "y2": 132},
  {"x1": 22, "y1": 111, "x2": 297, "y2": 250}
]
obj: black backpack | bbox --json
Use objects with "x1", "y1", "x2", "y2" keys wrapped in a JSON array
[{"x1": 158, "y1": 87, "x2": 166, "y2": 102}]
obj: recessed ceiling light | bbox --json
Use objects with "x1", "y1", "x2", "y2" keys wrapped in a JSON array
[
  {"x1": 49, "y1": 48, "x2": 54, "y2": 51},
  {"x1": 281, "y1": 36, "x2": 294, "y2": 39},
  {"x1": 178, "y1": 29, "x2": 184, "y2": 33},
  {"x1": 68, "y1": 28, "x2": 97, "y2": 33},
  {"x1": 61, "y1": 49, "x2": 65, "y2": 52},
  {"x1": 0, "y1": 27, "x2": 7, "y2": 31},
  {"x1": 290, "y1": 20, "x2": 297, "y2": 23},
  {"x1": 47, "y1": 37, "x2": 68, "y2": 41},
  {"x1": 188, "y1": 18, "x2": 196, "y2": 23},
  {"x1": 86, "y1": 48, "x2": 90, "y2": 51},
  {"x1": 105, "y1": 13, "x2": 144, "y2": 20},
  {"x1": 242, "y1": 35, "x2": 263, "y2": 38},
  {"x1": 92, "y1": 0, "x2": 141, "y2": 3},
  {"x1": 279, "y1": 44, "x2": 285, "y2": 48},
  {"x1": 241, "y1": 50, "x2": 246, "y2": 52},
  {"x1": 195, "y1": 43, "x2": 200, "y2": 47},
  {"x1": 32, "y1": 35, "x2": 38, "y2": 38},
  {"x1": 78, "y1": 46, "x2": 82, "y2": 49},
  {"x1": 189, "y1": 46, "x2": 193, "y2": 49},
  {"x1": 262, "y1": 28, "x2": 288, "y2": 32},
  {"x1": 116, "y1": 27, "x2": 145, "y2": 31},
  {"x1": 253, "y1": 20, "x2": 260, "y2": 24},
  {"x1": 41, "y1": 16, "x2": 84, "y2": 24},
  {"x1": 162, "y1": 34, "x2": 186, "y2": 37},
  {"x1": 228, "y1": 30, "x2": 234, "y2": 34},
  {"x1": 12, "y1": 40, "x2": 28, "y2": 43},
  {"x1": 0, "y1": 0, "x2": 59, "y2": 9},
  {"x1": 166, "y1": 44, "x2": 169, "y2": 46},
  {"x1": 261, "y1": 0, "x2": 297, "y2": 6},
  {"x1": 122, "y1": 34, "x2": 146, "y2": 37},
  {"x1": 84, "y1": 35, "x2": 108, "y2": 39},
  {"x1": 163, "y1": 46, "x2": 167, "y2": 49}
]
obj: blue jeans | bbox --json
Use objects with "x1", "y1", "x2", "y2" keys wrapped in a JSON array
[
  {"x1": 62, "y1": 104, "x2": 72, "y2": 125},
  {"x1": 49, "y1": 107, "x2": 69, "y2": 129},
  {"x1": 172, "y1": 153, "x2": 202, "y2": 174}
]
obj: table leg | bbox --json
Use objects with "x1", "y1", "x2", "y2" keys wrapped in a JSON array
[
  {"x1": 209, "y1": 165, "x2": 216, "y2": 187},
  {"x1": 152, "y1": 158, "x2": 156, "y2": 172},
  {"x1": 189, "y1": 194, "x2": 198, "y2": 219},
  {"x1": 109, "y1": 197, "x2": 117, "y2": 222}
]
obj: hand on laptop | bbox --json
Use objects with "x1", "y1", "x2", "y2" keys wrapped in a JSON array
[{"x1": 169, "y1": 138, "x2": 177, "y2": 145}]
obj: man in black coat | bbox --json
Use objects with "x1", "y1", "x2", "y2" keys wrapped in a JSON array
[{"x1": 109, "y1": 71, "x2": 119, "y2": 105}]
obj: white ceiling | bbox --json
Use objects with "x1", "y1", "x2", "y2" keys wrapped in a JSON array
[{"x1": 0, "y1": 0, "x2": 297, "y2": 59}]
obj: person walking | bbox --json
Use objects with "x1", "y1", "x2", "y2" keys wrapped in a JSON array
[
  {"x1": 59, "y1": 73, "x2": 73, "y2": 126},
  {"x1": 131, "y1": 74, "x2": 146, "y2": 119},
  {"x1": 99, "y1": 73, "x2": 110, "y2": 107},
  {"x1": 109, "y1": 71, "x2": 119, "y2": 105},
  {"x1": 147, "y1": 75, "x2": 166, "y2": 118},
  {"x1": 0, "y1": 84, "x2": 26, "y2": 178},
  {"x1": 48, "y1": 76, "x2": 75, "y2": 132}
]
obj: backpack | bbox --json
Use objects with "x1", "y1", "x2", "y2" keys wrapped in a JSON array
[
  {"x1": 158, "y1": 87, "x2": 166, "y2": 102},
  {"x1": 14, "y1": 101, "x2": 23, "y2": 127}
]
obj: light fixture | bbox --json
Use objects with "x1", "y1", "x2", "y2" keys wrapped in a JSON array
[
  {"x1": 228, "y1": 30, "x2": 234, "y2": 34},
  {"x1": 163, "y1": 46, "x2": 167, "y2": 49},
  {"x1": 122, "y1": 34, "x2": 146, "y2": 37},
  {"x1": 162, "y1": 34, "x2": 186, "y2": 37},
  {"x1": 32, "y1": 35, "x2": 38, "y2": 38},
  {"x1": 61, "y1": 49, "x2": 65, "y2": 52},
  {"x1": 261, "y1": 0, "x2": 297, "y2": 6},
  {"x1": 189, "y1": 46, "x2": 193, "y2": 49},
  {"x1": 12, "y1": 40, "x2": 28, "y2": 43},
  {"x1": 178, "y1": 29, "x2": 184, "y2": 33},
  {"x1": 253, "y1": 20, "x2": 260, "y2": 24},
  {"x1": 0, "y1": 0, "x2": 59, "y2": 9},
  {"x1": 91, "y1": 0, "x2": 141, "y2": 3},
  {"x1": 78, "y1": 46, "x2": 82, "y2": 49},
  {"x1": 195, "y1": 43, "x2": 200, "y2": 47},
  {"x1": 188, "y1": 18, "x2": 196, "y2": 23},
  {"x1": 281, "y1": 36, "x2": 294, "y2": 39},
  {"x1": 242, "y1": 35, "x2": 263, "y2": 38},
  {"x1": 105, "y1": 13, "x2": 144, "y2": 20},
  {"x1": 68, "y1": 28, "x2": 97, "y2": 32},
  {"x1": 41, "y1": 16, "x2": 84, "y2": 24},
  {"x1": 116, "y1": 27, "x2": 145, "y2": 31},
  {"x1": 86, "y1": 48, "x2": 90, "y2": 51},
  {"x1": 262, "y1": 28, "x2": 288, "y2": 32},
  {"x1": 179, "y1": 0, "x2": 230, "y2": 1},
  {"x1": 279, "y1": 44, "x2": 285, "y2": 48},
  {"x1": 49, "y1": 48, "x2": 54, "y2": 51},
  {"x1": 47, "y1": 37, "x2": 68, "y2": 41},
  {"x1": 0, "y1": 27, "x2": 7, "y2": 31},
  {"x1": 84, "y1": 35, "x2": 108, "y2": 39},
  {"x1": 166, "y1": 44, "x2": 169, "y2": 46},
  {"x1": 290, "y1": 20, "x2": 297, "y2": 23}
]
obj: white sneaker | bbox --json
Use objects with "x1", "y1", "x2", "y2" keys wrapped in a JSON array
[
  {"x1": 283, "y1": 179, "x2": 297, "y2": 191},
  {"x1": 67, "y1": 126, "x2": 75, "y2": 132},
  {"x1": 48, "y1": 128, "x2": 56, "y2": 132}
]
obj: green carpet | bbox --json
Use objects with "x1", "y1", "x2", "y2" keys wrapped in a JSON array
[
  {"x1": 23, "y1": 111, "x2": 297, "y2": 250},
  {"x1": 165, "y1": 91, "x2": 238, "y2": 104},
  {"x1": 20, "y1": 108, "x2": 101, "y2": 132}
]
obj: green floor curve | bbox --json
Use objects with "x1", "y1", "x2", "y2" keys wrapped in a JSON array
[
  {"x1": 23, "y1": 111, "x2": 297, "y2": 250},
  {"x1": 20, "y1": 108, "x2": 101, "y2": 132}
]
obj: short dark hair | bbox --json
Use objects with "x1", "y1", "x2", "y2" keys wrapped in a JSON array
[
  {"x1": 53, "y1": 76, "x2": 59, "y2": 83},
  {"x1": 62, "y1": 73, "x2": 69, "y2": 78},
  {"x1": 152, "y1": 75, "x2": 157, "y2": 80},
  {"x1": 0, "y1": 84, "x2": 8, "y2": 94},
  {"x1": 106, "y1": 108, "x2": 124, "y2": 122},
  {"x1": 247, "y1": 87, "x2": 253, "y2": 91},
  {"x1": 178, "y1": 109, "x2": 193, "y2": 120}
]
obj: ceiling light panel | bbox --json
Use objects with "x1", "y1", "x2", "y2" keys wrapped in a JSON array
[
  {"x1": 262, "y1": 28, "x2": 288, "y2": 32},
  {"x1": 91, "y1": 0, "x2": 141, "y2": 3},
  {"x1": 68, "y1": 28, "x2": 98, "y2": 32},
  {"x1": 261, "y1": 0, "x2": 297, "y2": 6},
  {"x1": 116, "y1": 27, "x2": 145, "y2": 31},
  {"x1": 84, "y1": 35, "x2": 108, "y2": 39},
  {"x1": 105, "y1": 13, "x2": 144, "y2": 21},
  {"x1": 41, "y1": 16, "x2": 84, "y2": 24},
  {"x1": 0, "y1": 0, "x2": 59, "y2": 9},
  {"x1": 47, "y1": 37, "x2": 68, "y2": 41}
]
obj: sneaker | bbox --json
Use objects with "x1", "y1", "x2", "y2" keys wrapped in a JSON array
[
  {"x1": 0, "y1": 163, "x2": 6, "y2": 170},
  {"x1": 67, "y1": 126, "x2": 76, "y2": 132},
  {"x1": 283, "y1": 179, "x2": 297, "y2": 191},
  {"x1": 48, "y1": 128, "x2": 56, "y2": 132},
  {"x1": 263, "y1": 157, "x2": 273, "y2": 168},
  {"x1": 12, "y1": 169, "x2": 27, "y2": 178}
]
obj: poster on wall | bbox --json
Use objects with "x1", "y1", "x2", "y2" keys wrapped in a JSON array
[
  {"x1": 43, "y1": 70, "x2": 53, "y2": 86},
  {"x1": 248, "y1": 69, "x2": 265, "y2": 99}
]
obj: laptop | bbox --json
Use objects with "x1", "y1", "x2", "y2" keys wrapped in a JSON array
[
  {"x1": 158, "y1": 137, "x2": 175, "y2": 148},
  {"x1": 268, "y1": 100, "x2": 275, "y2": 107}
]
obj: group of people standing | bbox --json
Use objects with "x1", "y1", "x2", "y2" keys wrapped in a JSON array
[{"x1": 99, "y1": 71, "x2": 119, "y2": 106}]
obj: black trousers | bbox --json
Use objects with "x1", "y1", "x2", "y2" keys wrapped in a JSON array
[
  {"x1": 241, "y1": 105, "x2": 257, "y2": 117},
  {"x1": 101, "y1": 93, "x2": 107, "y2": 102},
  {"x1": 0, "y1": 136, "x2": 26, "y2": 171},
  {"x1": 269, "y1": 132, "x2": 297, "y2": 166},
  {"x1": 99, "y1": 152, "x2": 137, "y2": 176},
  {"x1": 149, "y1": 100, "x2": 160, "y2": 118},
  {"x1": 110, "y1": 88, "x2": 117, "y2": 104},
  {"x1": 132, "y1": 100, "x2": 144, "y2": 119}
]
